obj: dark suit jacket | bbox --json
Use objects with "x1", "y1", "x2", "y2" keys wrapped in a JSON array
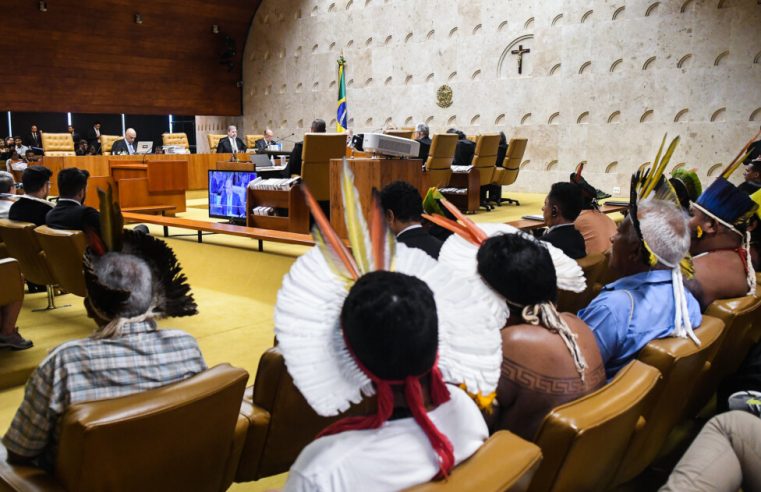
[
  {"x1": 46, "y1": 199, "x2": 101, "y2": 235},
  {"x1": 254, "y1": 138, "x2": 273, "y2": 152},
  {"x1": 397, "y1": 226, "x2": 443, "y2": 259},
  {"x1": 452, "y1": 139, "x2": 476, "y2": 166},
  {"x1": 216, "y1": 137, "x2": 247, "y2": 154},
  {"x1": 110, "y1": 139, "x2": 136, "y2": 155},
  {"x1": 288, "y1": 141, "x2": 304, "y2": 176},
  {"x1": 85, "y1": 127, "x2": 101, "y2": 148},
  {"x1": 417, "y1": 136, "x2": 432, "y2": 163},
  {"x1": 26, "y1": 132, "x2": 42, "y2": 149},
  {"x1": 542, "y1": 224, "x2": 586, "y2": 259},
  {"x1": 8, "y1": 196, "x2": 54, "y2": 226}
]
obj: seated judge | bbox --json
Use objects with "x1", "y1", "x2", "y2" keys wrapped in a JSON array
[
  {"x1": 254, "y1": 128, "x2": 275, "y2": 152},
  {"x1": 541, "y1": 182, "x2": 586, "y2": 259},
  {"x1": 447, "y1": 128, "x2": 475, "y2": 167},
  {"x1": 46, "y1": 168, "x2": 101, "y2": 235},
  {"x1": 380, "y1": 180, "x2": 443, "y2": 259},
  {"x1": 8, "y1": 165, "x2": 53, "y2": 226},
  {"x1": 110, "y1": 128, "x2": 138, "y2": 155},
  {"x1": 216, "y1": 125, "x2": 247, "y2": 154},
  {"x1": 288, "y1": 118, "x2": 326, "y2": 176},
  {"x1": 413, "y1": 123, "x2": 432, "y2": 163}
]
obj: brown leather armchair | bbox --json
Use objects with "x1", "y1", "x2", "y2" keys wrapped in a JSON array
[
  {"x1": 162, "y1": 133, "x2": 190, "y2": 152},
  {"x1": 528, "y1": 360, "x2": 661, "y2": 492},
  {"x1": 491, "y1": 138, "x2": 528, "y2": 206},
  {"x1": 300, "y1": 134, "x2": 349, "y2": 202},
  {"x1": 33, "y1": 226, "x2": 87, "y2": 297},
  {"x1": 207, "y1": 133, "x2": 227, "y2": 153},
  {"x1": 0, "y1": 364, "x2": 249, "y2": 492},
  {"x1": 612, "y1": 315, "x2": 725, "y2": 484},
  {"x1": 0, "y1": 219, "x2": 61, "y2": 310},
  {"x1": 403, "y1": 431, "x2": 542, "y2": 492},
  {"x1": 245, "y1": 134, "x2": 265, "y2": 149},
  {"x1": 471, "y1": 134, "x2": 501, "y2": 210},
  {"x1": 99, "y1": 135, "x2": 122, "y2": 155},
  {"x1": 556, "y1": 253, "x2": 607, "y2": 313},
  {"x1": 235, "y1": 347, "x2": 375, "y2": 482},
  {"x1": 40, "y1": 133, "x2": 75, "y2": 157},
  {"x1": 423, "y1": 134, "x2": 459, "y2": 189},
  {"x1": 0, "y1": 258, "x2": 24, "y2": 308}
]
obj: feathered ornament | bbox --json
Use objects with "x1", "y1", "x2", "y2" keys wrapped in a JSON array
[{"x1": 570, "y1": 161, "x2": 611, "y2": 206}]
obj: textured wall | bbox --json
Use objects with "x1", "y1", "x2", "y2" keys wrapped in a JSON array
[{"x1": 242, "y1": 0, "x2": 761, "y2": 192}]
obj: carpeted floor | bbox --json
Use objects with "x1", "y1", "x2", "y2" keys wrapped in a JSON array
[{"x1": 0, "y1": 189, "x2": 622, "y2": 491}]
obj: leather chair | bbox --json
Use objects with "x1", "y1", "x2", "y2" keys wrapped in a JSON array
[
  {"x1": 612, "y1": 315, "x2": 725, "y2": 485},
  {"x1": 235, "y1": 347, "x2": 375, "y2": 482},
  {"x1": 556, "y1": 253, "x2": 607, "y2": 314},
  {"x1": 423, "y1": 134, "x2": 459, "y2": 189},
  {"x1": 34, "y1": 225, "x2": 87, "y2": 297},
  {"x1": 0, "y1": 219, "x2": 61, "y2": 310},
  {"x1": 528, "y1": 360, "x2": 661, "y2": 492},
  {"x1": 207, "y1": 133, "x2": 227, "y2": 153},
  {"x1": 384, "y1": 129, "x2": 414, "y2": 140},
  {"x1": 0, "y1": 258, "x2": 24, "y2": 309},
  {"x1": 0, "y1": 364, "x2": 249, "y2": 492},
  {"x1": 162, "y1": 133, "x2": 190, "y2": 152},
  {"x1": 403, "y1": 431, "x2": 543, "y2": 492},
  {"x1": 299, "y1": 133, "x2": 349, "y2": 202},
  {"x1": 245, "y1": 134, "x2": 265, "y2": 149},
  {"x1": 491, "y1": 138, "x2": 528, "y2": 206},
  {"x1": 40, "y1": 133, "x2": 75, "y2": 156},
  {"x1": 100, "y1": 135, "x2": 122, "y2": 155},
  {"x1": 470, "y1": 134, "x2": 501, "y2": 210}
]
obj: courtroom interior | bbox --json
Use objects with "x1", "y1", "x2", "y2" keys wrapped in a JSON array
[{"x1": 1, "y1": 0, "x2": 761, "y2": 491}]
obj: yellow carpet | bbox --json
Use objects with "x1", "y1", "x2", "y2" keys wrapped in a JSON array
[{"x1": 0, "y1": 189, "x2": 620, "y2": 490}]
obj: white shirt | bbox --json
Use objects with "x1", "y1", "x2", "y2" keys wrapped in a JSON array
[
  {"x1": 396, "y1": 224, "x2": 422, "y2": 238},
  {"x1": 0, "y1": 198, "x2": 12, "y2": 218},
  {"x1": 284, "y1": 385, "x2": 488, "y2": 492},
  {"x1": 229, "y1": 137, "x2": 239, "y2": 153}
]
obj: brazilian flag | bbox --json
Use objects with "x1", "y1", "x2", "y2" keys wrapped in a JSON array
[{"x1": 336, "y1": 56, "x2": 348, "y2": 133}]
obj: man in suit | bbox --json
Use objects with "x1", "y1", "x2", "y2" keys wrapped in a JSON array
[
  {"x1": 541, "y1": 182, "x2": 586, "y2": 259},
  {"x1": 216, "y1": 125, "x2": 247, "y2": 154},
  {"x1": 380, "y1": 180, "x2": 443, "y2": 259},
  {"x1": 413, "y1": 123, "x2": 432, "y2": 164},
  {"x1": 25, "y1": 125, "x2": 43, "y2": 155},
  {"x1": 46, "y1": 168, "x2": 101, "y2": 235},
  {"x1": 254, "y1": 128, "x2": 276, "y2": 152},
  {"x1": 110, "y1": 128, "x2": 137, "y2": 155},
  {"x1": 288, "y1": 119, "x2": 326, "y2": 176},
  {"x1": 447, "y1": 129, "x2": 475, "y2": 167},
  {"x1": 8, "y1": 165, "x2": 53, "y2": 226},
  {"x1": 85, "y1": 121, "x2": 102, "y2": 151},
  {"x1": 215, "y1": 176, "x2": 244, "y2": 217},
  {"x1": 67, "y1": 125, "x2": 80, "y2": 146}
]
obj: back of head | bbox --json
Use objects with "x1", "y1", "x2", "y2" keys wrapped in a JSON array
[
  {"x1": 548, "y1": 182, "x2": 584, "y2": 220},
  {"x1": 21, "y1": 165, "x2": 52, "y2": 194},
  {"x1": 477, "y1": 234, "x2": 557, "y2": 305},
  {"x1": 58, "y1": 167, "x2": 90, "y2": 198},
  {"x1": 415, "y1": 123, "x2": 429, "y2": 138},
  {"x1": 638, "y1": 198, "x2": 690, "y2": 267},
  {"x1": 311, "y1": 119, "x2": 326, "y2": 133},
  {"x1": 380, "y1": 181, "x2": 423, "y2": 223},
  {"x1": 341, "y1": 271, "x2": 438, "y2": 380},
  {"x1": 0, "y1": 172, "x2": 14, "y2": 194}
]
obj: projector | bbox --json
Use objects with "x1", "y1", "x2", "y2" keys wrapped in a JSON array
[{"x1": 360, "y1": 133, "x2": 420, "y2": 158}]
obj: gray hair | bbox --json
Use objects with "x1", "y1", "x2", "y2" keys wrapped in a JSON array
[
  {"x1": 227, "y1": 125, "x2": 237, "y2": 132},
  {"x1": 0, "y1": 172, "x2": 14, "y2": 193},
  {"x1": 92, "y1": 253, "x2": 154, "y2": 338},
  {"x1": 415, "y1": 123, "x2": 429, "y2": 137},
  {"x1": 638, "y1": 198, "x2": 691, "y2": 267}
]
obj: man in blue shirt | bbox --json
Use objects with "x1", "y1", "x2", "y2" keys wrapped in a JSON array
[{"x1": 579, "y1": 199, "x2": 702, "y2": 378}]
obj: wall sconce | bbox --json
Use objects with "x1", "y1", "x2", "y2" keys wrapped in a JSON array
[
  {"x1": 134, "y1": 13, "x2": 143, "y2": 24},
  {"x1": 212, "y1": 24, "x2": 220, "y2": 34},
  {"x1": 39, "y1": 1, "x2": 47, "y2": 12}
]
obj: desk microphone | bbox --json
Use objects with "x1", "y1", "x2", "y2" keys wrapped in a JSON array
[{"x1": 274, "y1": 133, "x2": 296, "y2": 144}]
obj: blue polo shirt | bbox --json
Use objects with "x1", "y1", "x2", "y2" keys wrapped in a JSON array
[{"x1": 578, "y1": 270, "x2": 702, "y2": 379}]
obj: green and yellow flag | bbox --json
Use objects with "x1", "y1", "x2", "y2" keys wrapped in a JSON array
[{"x1": 336, "y1": 56, "x2": 348, "y2": 133}]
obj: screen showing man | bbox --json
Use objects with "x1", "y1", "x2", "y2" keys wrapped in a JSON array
[{"x1": 208, "y1": 170, "x2": 256, "y2": 219}]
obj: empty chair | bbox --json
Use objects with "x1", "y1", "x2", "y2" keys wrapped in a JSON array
[
  {"x1": 99, "y1": 135, "x2": 122, "y2": 155},
  {"x1": 207, "y1": 133, "x2": 227, "y2": 153},
  {"x1": 491, "y1": 138, "x2": 528, "y2": 206},
  {"x1": 162, "y1": 132, "x2": 190, "y2": 152},
  {"x1": 556, "y1": 253, "x2": 607, "y2": 313},
  {"x1": 299, "y1": 133, "x2": 349, "y2": 202},
  {"x1": 41, "y1": 133, "x2": 75, "y2": 156},
  {"x1": 423, "y1": 133, "x2": 459, "y2": 189},
  {"x1": 403, "y1": 431, "x2": 543, "y2": 492},
  {"x1": 34, "y1": 226, "x2": 87, "y2": 297},
  {"x1": 528, "y1": 360, "x2": 661, "y2": 492},
  {"x1": 245, "y1": 134, "x2": 265, "y2": 149},
  {"x1": 612, "y1": 315, "x2": 725, "y2": 485},
  {"x1": 0, "y1": 364, "x2": 249, "y2": 492},
  {"x1": 470, "y1": 134, "x2": 501, "y2": 210}
]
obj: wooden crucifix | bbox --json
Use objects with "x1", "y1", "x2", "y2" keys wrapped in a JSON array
[{"x1": 511, "y1": 44, "x2": 531, "y2": 74}]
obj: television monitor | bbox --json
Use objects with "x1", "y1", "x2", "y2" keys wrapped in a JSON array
[{"x1": 208, "y1": 170, "x2": 257, "y2": 221}]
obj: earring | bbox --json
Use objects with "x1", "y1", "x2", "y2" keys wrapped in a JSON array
[{"x1": 696, "y1": 225, "x2": 703, "y2": 239}]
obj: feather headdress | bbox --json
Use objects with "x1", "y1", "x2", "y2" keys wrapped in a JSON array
[{"x1": 570, "y1": 161, "x2": 611, "y2": 208}]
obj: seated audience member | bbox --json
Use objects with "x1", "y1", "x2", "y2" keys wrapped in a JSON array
[
  {"x1": 687, "y1": 177, "x2": 758, "y2": 308},
  {"x1": 8, "y1": 165, "x2": 53, "y2": 226},
  {"x1": 413, "y1": 122, "x2": 432, "y2": 163},
  {"x1": 46, "y1": 168, "x2": 100, "y2": 234},
  {"x1": 748, "y1": 189, "x2": 761, "y2": 271},
  {"x1": 380, "y1": 181, "x2": 443, "y2": 259},
  {"x1": 0, "y1": 287, "x2": 27, "y2": 351},
  {"x1": 14, "y1": 137, "x2": 28, "y2": 158},
  {"x1": 739, "y1": 157, "x2": 761, "y2": 195},
  {"x1": 216, "y1": 125, "x2": 247, "y2": 154},
  {"x1": 254, "y1": 128, "x2": 275, "y2": 152},
  {"x1": 75, "y1": 139, "x2": 89, "y2": 156},
  {"x1": 110, "y1": 128, "x2": 138, "y2": 155},
  {"x1": 669, "y1": 167, "x2": 702, "y2": 211},
  {"x1": 24, "y1": 150, "x2": 39, "y2": 163},
  {"x1": 0, "y1": 140, "x2": 10, "y2": 161},
  {"x1": 2, "y1": 228, "x2": 206, "y2": 470},
  {"x1": 579, "y1": 199, "x2": 702, "y2": 378},
  {"x1": 288, "y1": 118, "x2": 326, "y2": 176},
  {"x1": 477, "y1": 234, "x2": 605, "y2": 440},
  {"x1": 6, "y1": 151, "x2": 26, "y2": 173},
  {"x1": 447, "y1": 128, "x2": 475, "y2": 167},
  {"x1": 541, "y1": 182, "x2": 586, "y2": 259},
  {"x1": 0, "y1": 172, "x2": 19, "y2": 218},
  {"x1": 660, "y1": 411, "x2": 761, "y2": 492},
  {"x1": 573, "y1": 190, "x2": 617, "y2": 256}
]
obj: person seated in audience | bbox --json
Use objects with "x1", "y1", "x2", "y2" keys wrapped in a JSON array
[
  {"x1": 2, "y1": 227, "x2": 206, "y2": 470},
  {"x1": 447, "y1": 128, "x2": 475, "y2": 167},
  {"x1": 6, "y1": 151, "x2": 26, "y2": 173},
  {"x1": 478, "y1": 234, "x2": 605, "y2": 440},
  {"x1": 0, "y1": 139, "x2": 10, "y2": 161},
  {"x1": 14, "y1": 137, "x2": 28, "y2": 158},
  {"x1": 110, "y1": 128, "x2": 138, "y2": 155},
  {"x1": 738, "y1": 157, "x2": 761, "y2": 195},
  {"x1": 8, "y1": 165, "x2": 53, "y2": 226},
  {"x1": 541, "y1": 182, "x2": 586, "y2": 259},
  {"x1": 67, "y1": 125, "x2": 80, "y2": 145},
  {"x1": 46, "y1": 168, "x2": 101, "y2": 235},
  {"x1": 24, "y1": 149, "x2": 39, "y2": 163},
  {"x1": 669, "y1": 167, "x2": 702, "y2": 211},
  {"x1": 413, "y1": 122, "x2": 431, "y2": 163},
  {"x1": 254, "y1": 128, "x2": 275, "y2": 151},
  {"x1": 687, "y1": 177, "x2": 758, "y2": 309},
  {"x1": 0, "y1": 171, "x2": 19, "y2": 218},
  {"x1": 572, "y1": 184, "x2": 617, "y2": 256},
  {"x1": 216, "y1": 125, "x2": 246, "y2": 154},
  {"x1": 288, "y1": 118, "x2": 326, "y2": 176},
  {"x1": 380, "y1": 180, "x2": 443, "y2": 259},
  {"x1": 579, "y1": 199, "x2": 702, "y2": 379},
  {"x1": 75, "y1": 139, "x2": 89, "y2": 156}
]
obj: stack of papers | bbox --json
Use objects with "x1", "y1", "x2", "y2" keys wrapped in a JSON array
[
  {"x1": 251, "y1": 206, "x2": 276, "y2": 216},
  {"x1": 247, "y1": 177, "x2": 301, "y2": 190}
]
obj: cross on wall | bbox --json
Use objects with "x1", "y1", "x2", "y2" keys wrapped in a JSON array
[{"x1": 511, "y1": 44, "x2": 531, "y2": 75}]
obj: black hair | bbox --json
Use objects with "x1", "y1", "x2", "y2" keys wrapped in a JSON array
[
  {"x1": 477, "y1": 234, "x2": 557, "y2": 305},
  {"x1": 58, "y1": 167, "x2": 90, "y2": 198},
  {"x1": 311, "y1": 119, "x2": 326, "y2": 133},
  {"x1": 21, "y1": 165, "x2": 52, "y2": 193},
  {"x1": 0, "y1": 173, "x2": 13, "y2": 194},
  {"x1": 380, "y1": 181, "x2": 423, "y2": 223},
  {"x1": 341, "y1": 271, "x2": 438, "y2": 380},
  {"x1": 547, "y1": 182, "x2": 584, "y2": 221}
]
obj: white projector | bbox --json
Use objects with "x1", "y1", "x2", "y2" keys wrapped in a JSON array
[{"x1": 361, "y1": 133, "x2": 420, "y2": 158}]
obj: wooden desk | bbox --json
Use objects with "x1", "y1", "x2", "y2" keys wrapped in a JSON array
[
  {"x1": 329, "y1": 157, "x2": 423, "y2": 238},
  {"x1": 110, "y1": 160, "x2": 188, "y2": 213},
  {"x1": 506, "y1": 203, "x2": 628, "y2": 231}
]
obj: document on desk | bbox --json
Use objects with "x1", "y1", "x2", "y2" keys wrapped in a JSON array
[{"x1": 521, "y1": 214, "x2": 544, "y2": 221}]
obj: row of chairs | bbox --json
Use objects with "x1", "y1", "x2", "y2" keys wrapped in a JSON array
[{"x1": 38, "y1": 133, "x2": 192, "y2": 156}]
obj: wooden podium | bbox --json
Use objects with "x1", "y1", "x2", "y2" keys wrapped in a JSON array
[
  {"x1": 109, "y1": 160, "x2": 188, "y2": 213},
  {"x1": 329, "y1": 157, "x2": 424, "y2": 238}
]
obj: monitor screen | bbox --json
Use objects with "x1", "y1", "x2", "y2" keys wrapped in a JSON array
[{"x1": 208, "y1": 170, "x2": 257, "y2": 220}]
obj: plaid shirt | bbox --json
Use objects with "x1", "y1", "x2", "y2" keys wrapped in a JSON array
[{"x1": 2, "y1": 321, "x2": 206, "y2": 468}]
